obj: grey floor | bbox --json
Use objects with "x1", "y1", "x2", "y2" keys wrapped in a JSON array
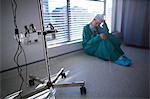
[{"x1": 1, "y1": 45, "x2": 150, "y2": 99}]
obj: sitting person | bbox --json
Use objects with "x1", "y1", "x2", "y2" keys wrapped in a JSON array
[{"x1": 82, "y1": 14, "x2": 132, "y2": 66}]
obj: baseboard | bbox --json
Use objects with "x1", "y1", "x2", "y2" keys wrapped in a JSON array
[{"x1": 0, "y1": 49, "x2": 83, "y2": 73}]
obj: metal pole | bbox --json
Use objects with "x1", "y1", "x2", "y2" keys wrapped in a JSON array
[
  {"x1": 66, "y1": 0, "x2": 71, "y2": 41},
  {"x1": 104, "y1": 0, "x2": 106, "y2": 15},
  {"x1": 37, "y1": 0, "x2": 52, "y2": 82}
]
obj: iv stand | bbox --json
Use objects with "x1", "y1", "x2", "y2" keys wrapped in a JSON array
[
  {"x1": 4, "y1": 0, "x2": 86, "y2": 98},
  {"x1": 23, "y1": 29, "x2": 87, "y2": 98}
]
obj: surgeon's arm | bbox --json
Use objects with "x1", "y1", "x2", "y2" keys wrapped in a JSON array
[
  {"x1": 82, "y1": 26, "x2": 101, "y2": 47},
  {"x1": 102, "y1": 21, "x2": 109, "y2": 33}
]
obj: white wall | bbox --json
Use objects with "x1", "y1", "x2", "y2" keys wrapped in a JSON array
[
  {"x1": 111, "y1": 0, "x2": 123, "y2": 33},
  {"x1": 1, "y1": 0, "x2": 82, "y2": 71},
  {"x1": 1, "y1": 0, "x2": 42, "y2": 71},
  {"x1": 115, "y1": 0, "x2": 123, "y2": 32},
  {"x1": 111, "y1": 0, "x2": 116, "y2": 32}
]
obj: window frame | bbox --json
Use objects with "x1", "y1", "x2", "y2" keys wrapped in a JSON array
[{"x1": 40, "y1": 0, "x2": 113, "y2": 47}]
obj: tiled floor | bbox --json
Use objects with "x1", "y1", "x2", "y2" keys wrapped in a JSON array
[{"x1": 1, "y1": 46, "x2": 149, "y2": 99}]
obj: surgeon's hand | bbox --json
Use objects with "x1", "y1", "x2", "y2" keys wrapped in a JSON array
[
  {"x1": 103, "y1": 20, "x2": 106, "y2": 23},
  {"x1": 100, "y1": 33, "x2": 107, "y2": 39}
]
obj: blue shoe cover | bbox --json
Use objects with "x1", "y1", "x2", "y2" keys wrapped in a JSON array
[
  {"x1": 123, "y1": 56, "x2": 132, "y2": 65},
  {"x1": 114, "y1": 57, "x2": 132, "y2": 66}
]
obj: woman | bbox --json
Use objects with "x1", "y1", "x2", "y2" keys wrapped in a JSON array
[{"x1": 82, "y1": 14, "x2": 132, "y2": 66}]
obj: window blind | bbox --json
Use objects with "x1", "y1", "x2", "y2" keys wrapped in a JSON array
[
  {"x1": 42, "y1": 0, "x2": 68, "y2": 45},
  {"x1": 41, "y1": 0, "x2": 112, "y2": 46},
  {"x1": 69, "y1": 0, "x2": 104, "y2": 41}
]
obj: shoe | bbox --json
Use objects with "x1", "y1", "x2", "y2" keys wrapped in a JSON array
[
  {"x1": 122, "y1": 56, "x2": 132, "y2": 65},
  {"x1": 114, "y1": 57, "x2": 131, "y2": 67}
]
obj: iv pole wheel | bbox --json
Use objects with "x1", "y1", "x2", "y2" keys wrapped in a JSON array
[
  {"x1": 80, "y1": 86, "x2": 86, "y2": 95},
  {"x1": 29, "y1": 79, "x2": 35, "y2": 86}
]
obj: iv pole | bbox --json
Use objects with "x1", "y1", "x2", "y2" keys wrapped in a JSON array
[
  {"x1": 4, "y1": 0, "x2": 86, "y2": 98},
  {"x1": 22, "y1": 0, "x2": 86, "y2": 98}
]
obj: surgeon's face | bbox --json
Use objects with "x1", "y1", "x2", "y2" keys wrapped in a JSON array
[{"x1": 92, "y1": 19, "x2": 101, "y2": 27}]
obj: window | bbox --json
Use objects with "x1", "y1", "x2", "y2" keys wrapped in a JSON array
[{"x1": 41, "y1": 0, "x2": 112, "y2": 46}]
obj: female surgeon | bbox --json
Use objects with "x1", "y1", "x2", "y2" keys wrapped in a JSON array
[{"x1": 82, "y1": 14, "x2": 132, "y2": 66}]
